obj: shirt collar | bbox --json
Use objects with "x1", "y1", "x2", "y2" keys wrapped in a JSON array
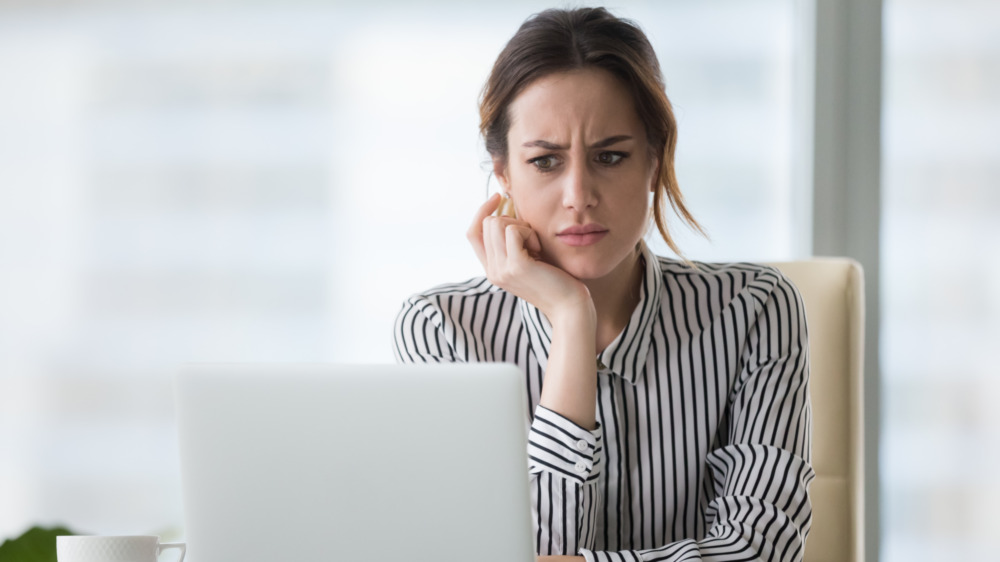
[{"x1": 518, "y1": 241, "x2": 663, "y2": 385}]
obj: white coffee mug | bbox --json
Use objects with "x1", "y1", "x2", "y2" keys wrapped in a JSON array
[{"x1": 57, "y1": 535, "x2": 186, "y2": 562}]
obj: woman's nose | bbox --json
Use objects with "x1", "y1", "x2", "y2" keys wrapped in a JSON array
[{"x1": 561, "y1": 160, "x2": 598, "y2": 211}]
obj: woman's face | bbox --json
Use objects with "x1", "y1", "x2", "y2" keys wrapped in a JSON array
[{"x1": 495, "y1": 68, "x2": 658, "y2": 282}]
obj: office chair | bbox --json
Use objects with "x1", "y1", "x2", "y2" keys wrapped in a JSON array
[{"x1": 767, "y1": 259, "x2": 865, "y2": 562}]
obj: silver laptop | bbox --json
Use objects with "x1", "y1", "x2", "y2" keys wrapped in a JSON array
[{"x1": 176, "y1": 363, "x2": 535, "y2": 562}]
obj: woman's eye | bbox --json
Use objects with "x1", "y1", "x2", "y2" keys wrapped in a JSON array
[
  {"x1": 597, "y1": 151, "x2": 626, "y2": 165},
  {"x1": 529, "y1": 156, "x2": 557, "y2": 171}
]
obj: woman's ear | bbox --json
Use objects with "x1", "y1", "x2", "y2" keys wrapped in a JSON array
[{"x1": 492, "y1": 157, "x2": 510, "y2": 193}]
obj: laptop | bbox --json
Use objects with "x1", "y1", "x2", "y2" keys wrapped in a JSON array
[{"x1": 175, "y1": 363, "x2": 535, "y2": 562}]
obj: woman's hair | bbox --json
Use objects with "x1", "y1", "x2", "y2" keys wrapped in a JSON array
[{"x1": 479, "y1": 7, "x2": 705, "y2": 256}]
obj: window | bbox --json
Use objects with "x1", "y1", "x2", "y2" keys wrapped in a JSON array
[
  {"x1": 881, "y1": 1, "x2": 1000, "y2": 559},
  {"x1": 0, "y1": 0, "x2": 798, "y2": 539}
]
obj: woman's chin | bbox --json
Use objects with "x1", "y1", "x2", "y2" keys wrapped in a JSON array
[
  {"x1": 549, "y1": 255, "x2": 618, "y2": 282},
  {"x1": 543, "y1": 241, "x2": 642, "y2": 284}
]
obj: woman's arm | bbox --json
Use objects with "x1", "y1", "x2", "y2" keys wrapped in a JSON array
[
  {"x1": 393, "y1": 291, "x2": 603, "y2": 558},
  {"x1": 466, "y1": 194, "x2": 610, "y2": 557},
  {"x1": 538, "y1": 302, "x2": 598, "y2": 430},
  {"x1": 467, "y1": 193, "x2": 599, "y2": 429},
  {"x1": 397, "y1": 198, "x2": 620, "y2": 557}
]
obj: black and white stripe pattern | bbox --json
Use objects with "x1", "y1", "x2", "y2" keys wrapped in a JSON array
[{"x1": 393, "y1": 243, "x2": 814, "y2": 562}]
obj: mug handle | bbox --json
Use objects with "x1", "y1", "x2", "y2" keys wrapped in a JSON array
[{"x1": 158, "y1": 542, "x2": 186, "y2": 561}]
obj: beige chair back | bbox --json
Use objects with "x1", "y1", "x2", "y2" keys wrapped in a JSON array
[{"x1": 766, "y1": 259, "x2": 865, "y2": 562}]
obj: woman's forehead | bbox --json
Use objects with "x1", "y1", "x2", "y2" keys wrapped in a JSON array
[{"x1": 507, "y1": 68, "x2": 644, "y2": 143}]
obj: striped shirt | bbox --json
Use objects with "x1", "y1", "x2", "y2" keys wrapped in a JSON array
[{"x1": 392, "y1": 242, "x2": 814, "y2": 562}]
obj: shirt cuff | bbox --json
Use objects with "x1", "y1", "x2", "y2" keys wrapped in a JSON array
[
  {"x1": 527, "y1": 405, "x2": 602, "y2": 482},
  {"x1": 580, "y1": 549, "x2": 642, "y2": 562}
]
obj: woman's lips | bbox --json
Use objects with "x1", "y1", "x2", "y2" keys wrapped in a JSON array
[{"x1": 556, "y1": 224, "x2": 608, "y2": 247}]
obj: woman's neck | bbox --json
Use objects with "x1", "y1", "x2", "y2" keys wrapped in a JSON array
[{"x1": 583, "y1": 246, "x2": 644, "y2": 353}]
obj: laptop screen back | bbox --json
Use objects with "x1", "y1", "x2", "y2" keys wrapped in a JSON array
[{"x1": 176, "y1": 363, "x2": 535, "y2": 562}]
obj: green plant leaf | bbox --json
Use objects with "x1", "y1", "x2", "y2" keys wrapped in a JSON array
[{"x1": 0, "y1": 526, "x2": 75, "y2": 562}]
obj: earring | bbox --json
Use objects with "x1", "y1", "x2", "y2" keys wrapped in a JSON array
[{"x1": 496, "y1": 192, "x2": 517, "y2": 218}]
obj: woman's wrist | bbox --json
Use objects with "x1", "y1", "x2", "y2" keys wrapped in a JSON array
[
  {"x1": 544, "y1": 291, "x2": 597, "y2": 331},
  {"x1": 539, "y1": 299, "x2": 599, "y2": 430}
]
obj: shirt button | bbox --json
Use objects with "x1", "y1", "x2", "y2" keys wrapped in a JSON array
[
  {"x1": 575, "y1": 439, "x2": 589, "y2": 452},
  {"x1": 574, "y1": 461, "x2": 587, "y2": 473},
  {"x1": 596, "y1": 359, "x2": 606, "y2": 371}
]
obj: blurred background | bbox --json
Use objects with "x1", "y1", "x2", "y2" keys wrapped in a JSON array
[{"x1": 0, "y1": 1, "x2": 996, "y2": 561}]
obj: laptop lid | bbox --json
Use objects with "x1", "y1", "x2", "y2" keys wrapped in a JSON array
[{"x1": 176, "y1": 363, "x2": 535, "y2": 562}]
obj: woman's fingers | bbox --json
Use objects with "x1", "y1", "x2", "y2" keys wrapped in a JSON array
[
  {"x1": 504, "y1": 224, "x2": 535, "y2": 263},
  {"x1": 524, "y1": 227, "x2": 543, "y2": 257},
  {"x1": 492, "y1": 218, "x2": 537, "y2": 262},
  {"x1": 467, "y1": 193, "x2": 502, "y2": 266},
  {"x1": 471, "y1": 192, "x2": 502, "y2": 227},
  {"x1": 469, "y1": 196, "x2": 553, "y2": 291},
  {"x1": 476, "y1": 213, "x2": 588, "y2": 318},
  {"x1": 500, "y1": 221, "x2": 542, "y2": 259},
  {"x1": 483, "y1": 216, "x2": 507, "y2": 276}
]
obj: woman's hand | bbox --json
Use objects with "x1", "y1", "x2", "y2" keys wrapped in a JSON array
[
  {"x1": 469, "y1": 193, "x2": 599, "y2": 429},
  {"x1": 467, "y1": 194, "x2": 593, "y2": 323}
]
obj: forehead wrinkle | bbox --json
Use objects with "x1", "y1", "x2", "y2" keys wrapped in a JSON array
[
  {"x1": 509, "y1": 101, "x2": 626, "y2": 150},
  {"x1": 521, "y1": 135, "x2": 633, "y2": 151},
  {"x1": 506, "y1": 69, "x2": 645, "y2": 151}
]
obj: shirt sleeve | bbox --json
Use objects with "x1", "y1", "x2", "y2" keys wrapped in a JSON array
[
  {"x1": 579, "y1": 270, "x2": 815, "y2": 562},
  {"x1": 393, "y1": 294, "x2": 460, "y2": 363},
  {"x1": 529, "y1": 405, "x2": 604, "y2": 556},
  {"x1": 394, "y1": 294, "x2": 610, "y2": 557}
]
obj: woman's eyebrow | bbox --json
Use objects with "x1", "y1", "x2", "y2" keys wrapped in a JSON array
[
  {"x1": 521, "y1": 135, "x2": 633, "y2": 150},
  {"x1": 591, "y1": 135, "x2": 633, "y2": 148},
  {"x1": 522, "y1": 139, "x2": 565, "y2": 150}
]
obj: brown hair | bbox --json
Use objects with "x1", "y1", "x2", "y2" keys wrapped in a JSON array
[{"x1": 479, "y1": 7, "x2": 705, "y2": 256}]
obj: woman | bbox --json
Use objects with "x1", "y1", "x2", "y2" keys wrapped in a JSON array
[{"x1": 393, "y1": 7, "x2": 813, "y2": 562}]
